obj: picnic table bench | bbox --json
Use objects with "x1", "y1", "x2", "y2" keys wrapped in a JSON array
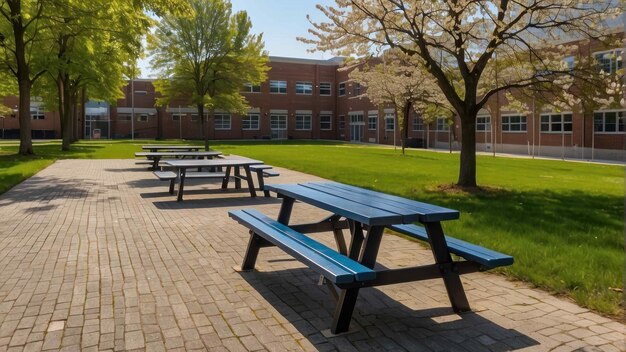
[
  {"x1": 248, "y1": 164, "x2": 280, "y2": 197},
  {"x1": 229, "y1": 181, "x2": 513, "y2": 335},
  {"x1": 142, "y1": 145, "x2": 202, "y2": 152}
]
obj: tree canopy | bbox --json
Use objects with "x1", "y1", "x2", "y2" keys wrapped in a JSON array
[
  {"x1": 302, "y1": 0, "x2": 623, "y2": 187},
  {"x1": 149, "y1": 0, "x2": 269, "y2": 150}
]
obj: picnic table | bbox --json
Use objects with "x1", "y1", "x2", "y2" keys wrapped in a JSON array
[
  {"x1": 163, "y1": 158, "x2": 264, "y2": 201},
  {"x1": 141, "y1": 145, "x2": 202, "y2": 152},
  {"x1": 229, "y1": 181, "x2": 513, "y2": 334},
  {"x1": 135, "y1": 151, "x2": 222, "y2": 170}
]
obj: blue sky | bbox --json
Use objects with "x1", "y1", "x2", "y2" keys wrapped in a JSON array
[{"x1": 139, "y1": 0, "x2": 337, "y2": 78}]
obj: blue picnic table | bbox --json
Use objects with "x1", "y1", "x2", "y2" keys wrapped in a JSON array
[{"x1": 229, "y1": 181, "x2": 513, "y2": 334}]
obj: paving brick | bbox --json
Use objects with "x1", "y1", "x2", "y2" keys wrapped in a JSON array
[{"x1": 0, "y1": 159, "x2": 621, "y2": 352}]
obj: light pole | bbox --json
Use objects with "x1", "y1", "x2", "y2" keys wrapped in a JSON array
[{"x1": 130, "y1": 71, "x2": 135, "y2": 140}]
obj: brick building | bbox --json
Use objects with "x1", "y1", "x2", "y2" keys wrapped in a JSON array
[{"x1": 1, "y1": 43, "x2": 624, "y2": 161}]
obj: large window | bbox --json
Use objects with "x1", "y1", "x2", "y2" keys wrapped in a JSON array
[
  {"x1": 269, "y1": 80, "x2": 287, "y2": 94},
  {"x1": 353, "y1": 83, "x2": 361, "y2": 96},
  {"x1": 214, "y1": 114, "x2": 231, "y2": 130},
  {"x1": 385, "y1": 112, "x2": 395, "y2": 131},
  {"x1": 295, "y1": 82, "x2": 313, "y2": 95},
  {"x1": 368, "y1": 113, "x2": 377, "y2": 130},
  {"x1": 436, "y1": 117, "x2": 449, "y2": 131},
  {"x1": 412, "y1": 116, "x2": 424, "y2": 131},
  {"x1": 319, "y1": 82, "x2": 331, "y2": 96},
  {"x1": 594, "y1": 110, "x2": 625, "y2": 133},
  {"x1": 338, "y1": 82, "x2": 346, "y2": 96},
  {"x1": 540, "y1": 113, "x2": 572, "y2": 133},
  {"x1": 242, "y1": 113, "x2": 260, "y2": 130},
  {"x1": 270, "y1": 115, "x2": 287, "y2": 129},
  {"x1": 243, "y1": 83, "x2": 261, "y2": 93},
  {"x1": 595, "y1": 49, "x2": 623, "y2": 74},
  {"x1": 502, "y1": 115, "x2": 527, "y2": 132},
  {"x1": 30, "y1": 105, "x2": 45, "y2": 120},
  {"x1": 476, "y1": 116, "x2": 490, "y2": 131},
  {"x1": 320, "y1": 114, "x2": 332, "y2": 130},
  {"x1": 295, "y1": 114, "x2": 312, "y2": 130}
]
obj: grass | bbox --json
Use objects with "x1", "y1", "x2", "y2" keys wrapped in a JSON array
[{"x1": 0, "y1": 139, "x2": 623, "y2": 317}]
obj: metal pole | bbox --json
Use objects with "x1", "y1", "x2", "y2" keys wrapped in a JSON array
[
  {"x1": 131, "y1": 71, "x2": 135, "y2": 141},
  {"x1": 179, "y1": 105, "x2": 182, "y2": 139}
]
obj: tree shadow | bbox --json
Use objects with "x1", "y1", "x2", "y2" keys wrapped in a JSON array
[
  {"x1": 238, "y1": 267, "x2": 539, "y2": 351},
  {"x1": 151, "y1": 194, "x2": 281, "y2": 210}
]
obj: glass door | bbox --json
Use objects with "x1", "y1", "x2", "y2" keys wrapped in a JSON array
[{"x1": 270, "y1": 114, "x2": 287, "y2": 139}]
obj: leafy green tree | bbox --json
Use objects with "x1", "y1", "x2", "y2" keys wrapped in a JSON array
[{"x1": 150, "y1": 0, "x2": 268, "y2": 150}]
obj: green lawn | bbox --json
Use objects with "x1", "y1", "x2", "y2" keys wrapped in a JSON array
[{"x1": 0, "y1": 139, "x2": 623, "y2": 317}]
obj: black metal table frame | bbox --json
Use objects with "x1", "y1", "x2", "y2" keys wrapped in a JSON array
[{"x1": 175, "y1": 164, "x2": 257, "y2": 202}]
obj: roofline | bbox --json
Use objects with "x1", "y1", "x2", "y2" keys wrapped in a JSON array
[{"x1": 269, "y1": 56, "x2": 345, "y2": 66}]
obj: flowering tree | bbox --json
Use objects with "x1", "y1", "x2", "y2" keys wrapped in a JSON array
[
  {"x1": 349, "y1": 49, "x2": 453, "y2": 154},
  {"x1": 302, "y1": 0, "x2": 621, "y2": 187}
]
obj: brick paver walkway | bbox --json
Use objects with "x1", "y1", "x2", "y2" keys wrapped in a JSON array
[{"x1": 0, "y1": 159, "x2": 623, "y2": 352}]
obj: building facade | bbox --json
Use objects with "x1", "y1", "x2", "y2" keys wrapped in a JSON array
[{"x1": 1, "y1": 47, "x2": 624, "y2": 161}]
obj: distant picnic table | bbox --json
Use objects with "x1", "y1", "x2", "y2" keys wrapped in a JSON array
[
  {"x1": 163, "y1": 158, "x2": 264, "y2": 201},
  {"x1": 135, "y1": 151, "x2": 222, "y2": 170},
  {"x1": 229, "y1": 181, "x2": 514, "y2": 334},
  {"x1": 141, "y1": 145, "x2": 202, "y2": 152}
]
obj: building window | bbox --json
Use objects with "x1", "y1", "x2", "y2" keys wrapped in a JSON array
[
  {"x1": 269, "y1": 80, "x2": 287, "y2": 94},
  {"x1": 501, "y1": 115, "x2": 526, "y2": 132},
  {"x1": 171, "y1": 113, "x2": 183, "y2": 121},
  {"x1": 563, "y1": 56, "x2": 575, "y2": 71},
  {"x1": 295, "y1": 82, "x2": 313, "y2": 95},
  {"x1": 338, "y1": 115, "x2": 345, "y2": 129},
  {"x1": 353, "y1": 83, "x2": 361, "y2": 96},
  {"x1": 295, "y1": 114, "x2": 312, "y2": 130},
  {"x1": 134, "y1": 90, "x2": 148, "y2": 95},
  {"x1": 540, "y1": 113, "x2": 572, "y2": 133},
  {"x1": 338, "y1": 82, "x2": 346, "y2": 96},
  {"x1": 594, "y1": 110, "x2": 625, "y2": 133},
  {"x1": 385, "y1": 112, "x2": 395, "y2": 131},
  {"x1": 118, "y1": 114, "x2": 131, "y2": 121},
  {"x1": 270, "y1": 114, "x2": 287, "y2": 129},
  {"x1": 476, "y1": 116, "x2": 491, "y2": 131},
  {"x1": 138, "y1": 114, "x2": 148, "y2": 122},
  {"x1": 436, "y1": 117, "x2": 449, "y2": 131},
  {"x1": 243, "y1": 83, "x2": 261, "y2": 93},
  {"x1": 214, "y1": 114, "x2": 231, "y2": 130},
  {"x1": 319, "y1": 82, "x2": 331, "y2": 96},
  {"x1": 30, "y1": 106, "x2": 45, "y2": 120},
  {"x1": 242, "y1": 113, "x2": 260, "y2": 130},
  {"x1": 191, "y1": 114, "x2": 199, "y2": 121},
  {"x1": 412, "y1": 116, "x2": 424, "y2": 131},
  {"x1": 368, "y1": 113, "x2": 377, "y2": 130},
  {"x1": 594, "y1": 49, "x2": 623, "y2": 74},
  {"x1": 320, "y1": 114, "x2": 332, "y2": 130}
]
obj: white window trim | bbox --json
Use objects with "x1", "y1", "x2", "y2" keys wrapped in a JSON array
[
  {"x1": 214, "y1": 114, "x2": 232, "y2": 130},
  {"x1": 319, "y1": 114, "x2": 332, "y2": 131},
  {"x1": 594, "y1": 109, "x2": 625, "y2": 134},
  {"x1": 540, "y1": 112, "x2": 573, "y2": 134},
  {"x1": 295, "y1": 81, "x2": 313, "y2": 95},
  {"x1": 319, "y1": 82, "x2": 332, "y2": 96},
  {"x1": 593, "y1": 48, "x2": 623, "y2": 74},
  {"x1": 385, "y1": 113, "x2": 395, "y2": 131},
  {"x1": 242, "y1": 114, "x2": 260, "y2": 131},
  {"x1": 338, "y1": 81, "x2": 347, "y2": 97},
  {"x1": 269, "y1": 80, "x2": 287, "y2": 94},
  {"x1": 500, "y1": 114, "x2": 527, "y2": 133},
  {"x1": 295, "y1": 114, "x2": 312, "y2": 131},
  {"x1": 243, "y1": 83, "x2": 261, "y2": 93},
  {"x1": 368, "y1": 113, "x2": 378, "y2": 131}
]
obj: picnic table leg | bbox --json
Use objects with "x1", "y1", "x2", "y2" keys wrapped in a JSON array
[
  {"x1": 234, "y1": 166, "x2": 242, "y2": 189},
  {"x1": 331, "y1": 288, "x2": 360, "y2": 334},
  {"x1": 241, "y1": 231, "x2": 264, "y2": 270},
  {"x1": 424, "y1": 222, "x2": 471, "y2": 313},
  {"x1": 151, "y1": 156, "x2": 160, "y2": 170},
  {"x1": 177, "y1": 168, "x2": 186, "y2": 202},
  {"x1": 221, "y1": 166, "x2": 232, "y2": 189},
  {"x1": 243, "y1": 166, "x2": 257, "y2": 197}
]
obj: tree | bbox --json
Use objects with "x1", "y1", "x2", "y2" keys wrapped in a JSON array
[
  {"x1": 150, "y1": 0, "x2": 268, "y2": 150},
  {"x1": 349, "y1": 49, "x2": 453, "y2": 154},
  {"x1": 302, "y1": 0, "x2": 621, "y2": 187},
  {"x1": 0, "y1": 0, "x2": 50, "y2": 155}
]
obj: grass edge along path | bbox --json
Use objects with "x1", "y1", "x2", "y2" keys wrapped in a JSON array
[{"x1": 0, "y1": 139, "x2": 623, "y2": 319}]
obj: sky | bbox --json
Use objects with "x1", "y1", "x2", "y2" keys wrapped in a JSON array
[{"x1": 138, "y1": 0, "x2": 337, "y2": 78}]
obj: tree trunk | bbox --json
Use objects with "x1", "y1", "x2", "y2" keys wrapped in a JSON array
[
  {"x1": 17, "y1": 79, "x2": 33, "y2": 155},
  {"x1": 198, "y1": 103, "x2": 209, "y2": 150},
  {"x1": 59, "y1": 74, "x2": 72, "y2": 151},
  {"x1": 401, "y1": 102, "x2": 411, "y2": 155},
  {"x1": 457, "y1": 113, "x2": 477, "y2": 187}
]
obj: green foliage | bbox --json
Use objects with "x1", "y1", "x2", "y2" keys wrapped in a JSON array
[{"x1": 149, "y1": 0, "x2": 269, "y2": 114}]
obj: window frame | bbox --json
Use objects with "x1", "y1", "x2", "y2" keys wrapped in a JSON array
[
  {"x1": 243, "y1": 83, "x2": 261, "y2": 93},
  {"x1": 540, "y1": 113, "x2": 573, "y2": 133},
  {"x1": 436, "y1": 117, "x2": 450, "y2": 131},
  {"x1": 338, "y1": 82, "x2": 346, "y2": 97},
  {"x1": 385, "y1": 112, "x2": 395, "y2": 131},
  {"x1": 295, "y1": 114, "x2": 312, "y2": 130},
  {"x1": 319, "y1": 114, "x2": 332, "y2": 130},
  {"x1": 368, "y1": 113, "x2": 377, "y2": 130},
  {"x1": 295, "y1": 81, "x2": 313, "y2": 95},
  {"x1": 501, "y1": 115, "x2": 528, "y2": 133},
  {"x1": 269, "y1": 80, "x2": 287, "y2": 94},
  {"x1": 30, "y1": 105, "x2": 45, "y2": 120},
  {"x1": 242, "y1": 113, "x2": 260, "y2": 130},
  {"x1": 214, "y1": 114, "x2": 231, "y2": 130},
  {"x1": 594, "y1": 49, "x2": 623, "y2": 74},
  {"x1": 319, "y1": 82, "x2": 332, "y2": 96},
  {"x1": 594, "y1": 110, "x2": 625, "y2": 133}
]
